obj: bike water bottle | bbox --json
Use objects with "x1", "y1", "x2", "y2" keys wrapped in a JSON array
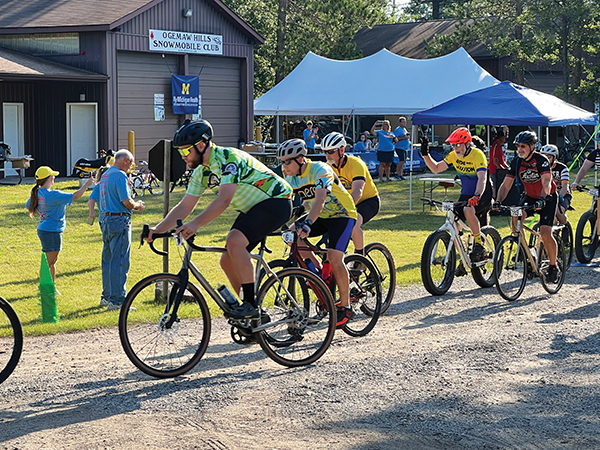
[
  {"x1": 530, "y1": 247, "x2": 537, "y2": 262},
  {"x1": 321, "y1": 261, "x2": 332, "y2": 284},
  {"x1": 217, "y1": 284, "x2": 239, "y2": 307},
  {"x1": 304, "y1": 258, "x2": 320, "y2": 275}
]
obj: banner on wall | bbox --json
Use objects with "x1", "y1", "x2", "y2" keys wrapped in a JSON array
[{"x1": 172, "y1": 75, "x2": 199, "y2": 114}]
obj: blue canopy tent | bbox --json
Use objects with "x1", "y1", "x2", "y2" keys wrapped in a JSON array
[{"x1": 412, "y1": 81, "x2": 598, "y2": 126}]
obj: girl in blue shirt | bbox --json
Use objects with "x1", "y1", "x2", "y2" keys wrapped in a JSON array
[{"x1": 27, "y1": 166, "x2": 93, "y2": 282}]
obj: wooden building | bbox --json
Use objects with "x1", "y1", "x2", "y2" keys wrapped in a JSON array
[{"x1": 0, "y1": 0, "x2": 263, "y2": 176}]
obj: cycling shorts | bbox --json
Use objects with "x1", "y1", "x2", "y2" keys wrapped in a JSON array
[
  {"x1": 309, "y1": 217, "x2": 356, "y2": 252},
  {"x1": 357, "y1": 195, "x2": 380, "y2": 225},
  {"x1": 522, "y1": 193, "x2": 557, "y2": 227},
  {"x1": 232, "y1": 197, "x2": 292, "y2": 251},
  {"x1": 455, "y1": 189, "x2": 492, "y2": 225}
]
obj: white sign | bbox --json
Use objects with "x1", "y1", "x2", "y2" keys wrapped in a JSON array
[
  {"x1": 149, "y1": 29, "x2": 223, "y2": 55},
  {"x1": 154, "y1": 93, "x2": 164, "y2": 105}
]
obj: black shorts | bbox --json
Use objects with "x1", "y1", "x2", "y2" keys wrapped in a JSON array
[
  {"x1": 309, "y1": 217, "x2": 356, "y2": 252},
  {"x1": 232, "y1": 198, "x2": 293, "y2": 251},
  {"x1": 455, "y1": 189, "x2": 493, "y2": 224},
  {"x1": 357, "y1": 196, "x2": 380, "y2": 225},
  {"x1": 377, "y1": 151, "x2": 394, "y2": 163},
  {"x1": 395, "y1": 149, "x2": 406, "y2": 161},
  {"x1": 521, "y1": 193, "x2": 558, "y2": 227}
]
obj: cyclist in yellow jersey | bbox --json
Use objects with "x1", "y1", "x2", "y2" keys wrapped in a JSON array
[
  {"x1": 277, "y1": 138, "x2": 357, "y2": 329},
  {"x1": 322, "y1": 132, "x2": 380, "y2": 255},
  {"x1": 420, "y1": 128, "x2": 492, "y2": 263}
]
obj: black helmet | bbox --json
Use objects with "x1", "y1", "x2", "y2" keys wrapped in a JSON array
[
  {"x1": 513, "y1": 130, "x2": 538, "y2": 145},
  {"x1": 173, "y1": 119, "x2": 213, "y2": 147}
]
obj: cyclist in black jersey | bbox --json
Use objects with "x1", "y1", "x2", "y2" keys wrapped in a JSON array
[
  {"x1": 495, "y1": 131, "x2": 560, "y2": 283},
  {"x1": 572, "y1": 147, "x2": 600, "y2": 191}
]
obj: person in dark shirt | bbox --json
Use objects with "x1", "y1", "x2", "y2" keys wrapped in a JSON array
[{"x1": 495, "y1": 131, "x2": 560, "y2": 283}]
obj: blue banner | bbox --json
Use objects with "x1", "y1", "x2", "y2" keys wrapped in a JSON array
[{"x1": 171, "y1": 75, "x2": 199, "y2": 114}]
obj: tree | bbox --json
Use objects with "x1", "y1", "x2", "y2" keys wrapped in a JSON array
[{"x1": 222, "y1": 0, "x2": 392, "y2": 96}]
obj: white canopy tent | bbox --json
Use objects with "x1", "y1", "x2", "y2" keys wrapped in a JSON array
[{"x1": 254, "y1": 47, "x2": 499, "y2": 116}]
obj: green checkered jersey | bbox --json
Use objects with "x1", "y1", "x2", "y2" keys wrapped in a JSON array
[{"x1": 186, "y1": 144, "x2": 292, "y2": 213}]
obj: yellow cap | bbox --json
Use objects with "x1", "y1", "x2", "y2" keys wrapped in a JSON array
[{"x1": 35, "y1": 166, "x2": 59, "y2": 180}]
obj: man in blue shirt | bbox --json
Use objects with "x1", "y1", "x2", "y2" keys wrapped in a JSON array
[
  {"x1": 89, "y1": 150, "x2": 145, "y2": 311},
  {"x1": 303, "y1": 121, "x2": 318, "y2": 154},
  {"x1": 393, "y1": 116, "x2": 410, "y2": 180}
]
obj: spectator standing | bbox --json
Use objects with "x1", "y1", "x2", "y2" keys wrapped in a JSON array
[
  {"x1": 371, "y1": 119, "x2": 395, "y2": 182},
  {"x1": 488, "y1": 128, "x2": 509, "y2": 198},
  {"x1": 393, "y1": 116, "x2": 410, "y2": 180},
  {"x1": 303, "y1": 121, "x2": 318, "y2": 154},
  {"x1": 89, "y1": 150, "x2": 145, "y2": 311},
  {"x1": 27, "y1": 166, "x2": 94, "y2": 283}
]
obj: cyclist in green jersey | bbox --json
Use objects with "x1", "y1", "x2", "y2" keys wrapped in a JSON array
[{"x1": 146, "y1": 120, "x2": 293, "y2": 319}]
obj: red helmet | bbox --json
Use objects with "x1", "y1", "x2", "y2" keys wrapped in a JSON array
[{"x1": 446, "y1": 127, "x2": 472, "y2": 144}]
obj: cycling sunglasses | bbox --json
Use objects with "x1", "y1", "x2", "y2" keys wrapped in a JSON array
[
  {"x1": 282, "y1": 158, "x2": 298, "y2": 166},
  {"x1": 177, "y1": 141, "x2": 201, "y2": 157},
  {"x1": 323, "y1": 149, "x2": 338, "y2": 155}
]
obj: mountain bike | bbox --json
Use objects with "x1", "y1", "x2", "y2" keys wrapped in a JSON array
[
  {"x1": 131, "y1": 161, "x2": 164, "y2": 197},
  {"x1": 260, "y1": 228, "x2": 382, "y2": 337},
  {"x1": 364, "y1": 242, "x2": 395, "y2": 314},
  {"x1": 0, "y1": 296, "x2": 23, "y2": 384},
  {"x1": 494, "y1": 205, "x2": 567, "y2": 301},
  {"x1": 420, "y1": 198, "x2": 501, "y2": 296},
  {"x1": 573, "y1": 185, "x2": 599, "y2": 263},
  {"x1": 119, "y1": 223, "x2": 337, "y2": 378}
]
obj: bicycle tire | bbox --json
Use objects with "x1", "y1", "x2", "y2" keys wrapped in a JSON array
[
  {"x1": 119, "y1": 273, "x2": 211, "y2": 378},
  {"x1": 555, "y1": 221, "x2": 574, "y2": 269},
  {"x1": 147, "y1": 174, "x2": 164, "y2": 196},
  {"x1": 575, "y1": 210, "x2": 599, "y2": 263},
  {"x1": 257, "y1": 258, "x2": 293, "y2": 291},
  {"x1": 421, "y1": 230, "x2": 455, "y2": 296},
  {"x1": 494, "y1": 236, "x2": 528, "y2": 301},
  {"x1": 0, "y1": 296, "x2": 23, "y2": 384},
  {"x1": 364, "y1": 242, "x2": 396, "y2": 314},
  {"x1": 256, "y1": 267, "x2": 335, "y2": 367},
  {"x1": 539, "y1": 239, "x2": 567, "y2": 294},
  {"x1": 333, "y1": 254, "x2": 381, "y2": 337},
  {"x1": 472, "y1": 225, "x2": 501, "y2": 288}
]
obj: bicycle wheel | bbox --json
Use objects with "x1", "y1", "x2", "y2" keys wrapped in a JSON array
[
  {"x1": 0, "y1": 297, "x2": 23, "y2": 384},
  {"x1": 554, "y1": 221, "x2": 574, "y2": 269},
  {"x1": 421, "y1": 230, "x2": 455, "y2": 296},
  {"x1": 337, "y1": 254, "x2": 381, "y2": 337},
  {"x1": 575, "y1": 210, "x2": 599, "y2": 263},
  {"x1": 472, "y1": 225, "x2": 501, "y2": 288},
  {"x1": 256, "y1": 268, "x2": 336, "y2": 367},
  {"x1": 147, "y1": 174, "x2": 164, "y2": 195},
  {"x1": 119, "y1": 273, "x2": 211, "y2": 378},
  {"x1": 257, "y1": 258, "x2": 292, "y2": 292},
  {"x1": 539, "y1": 239, "x2": 567, "y2": 294},
  {"x1": 494, "y1": 236, "x2": 528, "y2": 301},
  {"x1": 364, "y1": 242, "x2": 396, "y2": 314},
  {"x1": 131, "y1": 175, "x2": 143, "y2": 198}
]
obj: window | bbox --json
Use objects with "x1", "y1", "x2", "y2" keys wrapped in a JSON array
[{"x1": 0, "y1": 33, "x2": 79, "y2": 55}]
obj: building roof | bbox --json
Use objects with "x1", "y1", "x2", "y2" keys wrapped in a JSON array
[
  {"x1": 0, "y1": 46, "x2": 108, "y2": 81},
  {"x1": 0, "y1": 0, "x2": 264, "y2": 43},
  {"x1": 354, "y1": 19, "x2": 490, "y2": 59}
]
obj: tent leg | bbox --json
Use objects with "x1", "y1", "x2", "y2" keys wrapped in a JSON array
[{"x1": 409, "y1": 124, "x2": 416, "y2": 212}]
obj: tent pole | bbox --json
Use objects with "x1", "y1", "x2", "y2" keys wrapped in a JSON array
[
  {"x1": 276, "y1": 113, "x2": 280, "y2": 144},
  {"x1": 409, "y1": 124, "x2": 416, "y2": 211},
  {"x1": 546, "y1": 127, "x2": 549, "y2": 145}
]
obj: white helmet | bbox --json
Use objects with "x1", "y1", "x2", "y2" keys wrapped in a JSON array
[
  {"x1": 277, "y1": 138, "x2": 307, "y2": 159},
  {"x1": 321, "y1": 132, "x2": 346, "y2": 151},
  {"x1": 540, "y1": 144, "x2": 559, "y2": 158}
]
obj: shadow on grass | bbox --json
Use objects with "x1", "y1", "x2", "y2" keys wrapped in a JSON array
[{"x1": 0, "y1": 267, "x2": 98, "y2": 289}]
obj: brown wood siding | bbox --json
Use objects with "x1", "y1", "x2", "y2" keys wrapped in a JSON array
[
  {"x1": 189, "y1": 54, "x2": 241, "y2": 147},
  {"x1": 116, "y1": 50, "x2": 180, "y2": 163},
  {"x1": 1, "y1": 81, "x2": 105, "y2": 176}
]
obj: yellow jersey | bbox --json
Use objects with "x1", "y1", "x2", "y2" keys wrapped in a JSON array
[{"x1": 329, "y1": 155, "x2": 379, "y2": 205}]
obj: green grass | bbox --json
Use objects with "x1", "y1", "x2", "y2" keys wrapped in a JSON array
[{"x1": 1, "y1": 170, "x2": 598, "y2": 336}]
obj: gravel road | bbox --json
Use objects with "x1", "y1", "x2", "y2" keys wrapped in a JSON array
[{"x1": 1, "y1": 266, "x2": 600, "y2": 450}]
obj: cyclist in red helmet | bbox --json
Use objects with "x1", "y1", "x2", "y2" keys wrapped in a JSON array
[{"x1": 420, "y1": 127, "x2": 492, "y2": 263}]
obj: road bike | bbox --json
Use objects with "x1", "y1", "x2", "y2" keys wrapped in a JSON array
[
  {"x1": 0, "y1": 296, "x2": 23, "y2": 384},
  {"x1": 420, "y1": 198, "x2": 501, "y2": 296},
  {"x1": 573, "y1": 185, "x2": 599, "y2": 263},
  {"x1": 494, "y1": 205, "x2": 567, "y2": 301},
  {"x1": 119, "y1": 223, "x2": 337, "y2": 378},
  {"x1": 131, "y1": 161, "x2": 164, "y2": 197},
  {"x1": 260, "y1": 228, "x2": 382, "y2": 337},
  {"x1": 170, "y1": 168, "x2": 193, "y2": 193}
]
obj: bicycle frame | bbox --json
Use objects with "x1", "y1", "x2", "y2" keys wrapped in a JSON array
[{"x1": 508, "y1": 207, "x2": 541, "y2": 275}]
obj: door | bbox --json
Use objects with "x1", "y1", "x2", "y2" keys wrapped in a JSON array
[
  {"x1": 67, "y1": 103, "x2": 98, "y2": 170},
  {"x1": 2, "y1": 103, "x2": 24, "y2": 176}
]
